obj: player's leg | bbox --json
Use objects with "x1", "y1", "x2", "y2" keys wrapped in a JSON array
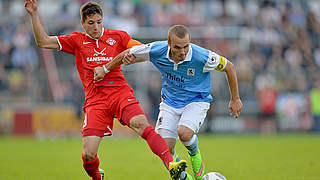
[
  {"x1": 178, "y1": 102, "x2": 210, "y2": 180},
  {"x1": 129, "y1": 114, "x2": 173, "y2": 167},
  {"x1": 121, "y1": 104, "x2": 186, "y2": 179},
  {"x1": 157, "y1": 128, "x2": 190, "y2": 180},
  {"x1": 178, "y1": 126, "x2": 198, "y2": 156},
  {"x1": 157, "y1": 128, "x2": 192, "y2": 180},
  {"x1": 155, "y1": 103, "x2": 191, "y2": 180},
  {"x1": 82, "y1": 136, "x2": 103, "y2": 180},
  {"x1": 164, "y1": 138, "x2": 192, "y2": 180},
  {"x1": 121, "y1": 103, "x2": 173, "y2": 167},
  {"x1": 178, "y1": 126, "x2": 203, "y2": 180},
  {"x1": 82, "y1": 108, "x2": 113, "y2": 180}
]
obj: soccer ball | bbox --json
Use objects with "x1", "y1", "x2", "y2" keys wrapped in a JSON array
[{"x1": 202, "y1": 172, "x2": 227, "y2": 180}]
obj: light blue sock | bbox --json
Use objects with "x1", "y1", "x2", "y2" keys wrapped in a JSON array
[
  {"x1": 181, "y1": 134, "x2": 198, "y2": 156},
  {"x1": 173, "y1": 151, "x2": 187, "y2": 180}
]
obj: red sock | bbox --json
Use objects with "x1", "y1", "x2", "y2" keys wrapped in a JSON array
[
  {"x1": 141, "y1": 126, "x2": 173, "y2": 169},
  {"x1": 82, "y1": 155, "x2": 101, "y2": 180}
]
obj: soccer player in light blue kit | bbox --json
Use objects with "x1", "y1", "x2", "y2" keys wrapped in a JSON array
[{"x1": 94, "y1": 25, "x2": 243, "y2": 180}]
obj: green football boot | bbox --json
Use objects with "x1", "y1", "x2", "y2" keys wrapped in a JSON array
[{"x1": 190, "y1": 150, "x2": 205, "y2": 180}]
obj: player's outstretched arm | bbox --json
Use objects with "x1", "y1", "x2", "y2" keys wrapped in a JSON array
[
  {"x1": 25, "y1": 0, "x2": 59, "y2": 50},
  {"x1": 224, "y1": 61, "x2": 243, "y2": 118}
]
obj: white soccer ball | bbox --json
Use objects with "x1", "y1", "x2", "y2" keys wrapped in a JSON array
[{"x1": 202, "y1": 172, "x2": 227, "y2": 180}]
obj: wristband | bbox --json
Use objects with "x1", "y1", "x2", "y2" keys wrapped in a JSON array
[{"x1": 103, "y1": 65, "x2": 109, "y2": 74}]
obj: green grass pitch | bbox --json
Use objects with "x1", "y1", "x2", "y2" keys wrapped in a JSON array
[{"x1": 0, "y1": 134, "x2": 319, "y2": 180}]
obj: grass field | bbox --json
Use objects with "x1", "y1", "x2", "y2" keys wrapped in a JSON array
[{"x1": 0, "y1": 134, "x2": 319, "y2": 180}]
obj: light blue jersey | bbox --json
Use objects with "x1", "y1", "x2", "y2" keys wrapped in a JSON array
[{"x1": 130, "y1": 41, "x2": 228, "y2": 108}]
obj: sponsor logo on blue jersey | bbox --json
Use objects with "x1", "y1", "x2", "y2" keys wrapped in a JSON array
[{"x1": 165, "y1": 72, "x2": 185, "y2": 83}]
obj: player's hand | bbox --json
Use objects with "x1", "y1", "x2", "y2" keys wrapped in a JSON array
[
  {"x1": 94, "y1": 66, "x2": 106, "y2": 83},
  {"x1": 25, "y1": 0, "x2": 38, "y2": 15},
  {"x1": 122, "y1": 53, "x2": 136, "y2": 66},
  {"x1": 228, "y1": 98, "x2": 243, "y2": 118}
]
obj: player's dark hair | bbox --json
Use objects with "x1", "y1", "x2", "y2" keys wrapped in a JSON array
[
  {"x1": 80, "y1": 1, "x2": 103, "y2": 22},
  {"x1": 168, "y1": 25, "x2": 191, "y2": 42}
]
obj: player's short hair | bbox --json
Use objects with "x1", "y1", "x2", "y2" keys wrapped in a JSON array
[
  {"x1": 168, "y1": 25, "x2": 191, "y2": 42},
  {"x1": 80, "y1": 1, "x2": 103, "y2": 22}
]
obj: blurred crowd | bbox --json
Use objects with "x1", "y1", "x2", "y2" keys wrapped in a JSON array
[{"x1": 1, "y1": 0, "x2": 320, "y2": 131}]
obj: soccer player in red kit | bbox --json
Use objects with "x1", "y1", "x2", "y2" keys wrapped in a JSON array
[{"x1": 24, "y1": 0, "x2": 186, "y2": 179}]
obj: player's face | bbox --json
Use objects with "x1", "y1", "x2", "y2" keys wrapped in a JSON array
[
  {"x1": 82, "y1": 13, "x2": 103, "y2": 39},
  {"x1": 168, "y1": 34, "x2": 190, "y2": 62}
]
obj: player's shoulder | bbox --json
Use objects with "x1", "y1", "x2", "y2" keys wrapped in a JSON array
[
  {"x1": 151, "y1": 41, "x2": 168, "y2": 49},
  {"x1": 154, "y1": 40, "x2": 167, "y2": 45},
  {"x1": 149, "y1": 41, "x2": 168, "y2": 56},
  {"x1": 58, "y1": 32, "x2": 85, "y2": 44},
  {"x1": 190, "y1": 43, "x2": 211, "y2": 64}
]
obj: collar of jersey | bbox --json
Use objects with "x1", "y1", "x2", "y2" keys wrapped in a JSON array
[
  {"x1": 85, "y1": 28, "x2": 105, "y2": 40},
  {"x1": 166, "y1": 44, "x2": 192, "y2": 64}
]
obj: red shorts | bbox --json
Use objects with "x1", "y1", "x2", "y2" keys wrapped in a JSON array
[{"x1": 82, "y1": 85, "x2": 145, "y2": 137}]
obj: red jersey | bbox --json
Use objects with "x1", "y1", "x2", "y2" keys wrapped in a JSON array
[{"x1": 57, "y1": 28, "x2": 133, "y2": 106}]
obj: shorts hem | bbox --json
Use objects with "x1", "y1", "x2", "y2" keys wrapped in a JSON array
[{"x1": 82, "y1": 128, "x2": 112, "y2": 138}]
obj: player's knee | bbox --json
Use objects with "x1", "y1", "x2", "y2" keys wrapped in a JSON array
[
  {"x1": 130, "y1": 115, "x2": 148, "y2": 129},
  {"x1": 129, "y1": 115, "x2": 149, "y2": 134},
  {"x1": 82, "y1": 151, "x2": 96, "y2": 161},
  {"x1": 178, "y1": 130, "x2": 193, "y2": 142}
]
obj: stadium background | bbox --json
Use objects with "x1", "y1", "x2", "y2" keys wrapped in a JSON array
[
  {"x1": 1, "y1": 0, "x2": 320, "y2": 136},
  {"x1": 0, "y1": 0, "x2": 320, "y2": 179}
]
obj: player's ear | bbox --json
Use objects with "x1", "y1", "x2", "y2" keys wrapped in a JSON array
[{"x1": 81, "y1": 20, "x2": 85, "y2": 29}]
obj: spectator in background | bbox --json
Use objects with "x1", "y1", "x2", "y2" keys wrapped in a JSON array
[
  {"x1": 0, "y1": 25, "x2": 14, "y2": 54},
  {"x1": 170, "y1": 2, "x2": 188, "y2": 25},
  {"x1": 0, "y1": 0, "x2": 12, "y2": 29},
  {"x1": 71, "y1": 68, "x2": 85, "y2": 118},
  {"x1": 7, "y1": 69, "x2": 24, "y2": 96},
  {"x1": 107, "y1": 0, "x2": 138, "y2": 36},
  {"x1": 187, "y1": 2, "x2": 204, "y2": 26},
  {"x1": 147, "y1": 72, "x2": 162, "y2": 123},
  {"x1": 310, "y1": 79, "x2": 320, "y2": 132},
  {"x1": 313, "y1": 39, "x2": 320, "y2": 69},
  {"x1": 55, "y1": 2, "x2": 77, "y2": 35},
  {"x1": 0, "y1": 25, "x2": 14, "y2": 71},
  {"x1": 255, "y1": 71, "x2": 277, "y2": 133},
  {"x1": 289, "y1": 3, "x2": 306, "y2": 27},
  {"x1": 11, "y1": 24, "x2": 39, "y2": 71},
  {"x1": 152, "y1": 4, "x2": 172, "y2": 27},
  {"x1": 284, "y1": 43, "x2": 303, "y2": 70},
  {"x1": 236, "y1": 50, "x2": 253, "y2": 98},
  {"x1": 1, "y1": 0, "x2": 320, "y2": 134},
  {"x1": 0, "y1": 36, "x2": 12, "y2": 70},
  {"x1": 9, "y1": 23, "x2": 38, "y2": 97},
  {"x1": 0, "y1": 61, "x2": 8, "y2": 95},
  {"x1": 306, "y1": 10, "x2": 320, "y2": 48},
  {"x1": 260, "y1": 0, "x2": 281, "y2": 27},
  {"x1": 267, "y1": 45, "x2": 288, "y2": 92}
]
